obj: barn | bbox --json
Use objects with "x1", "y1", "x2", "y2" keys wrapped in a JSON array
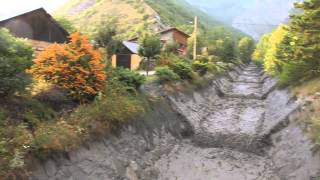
[
  {"x1": 0, "y1": 8, "x2": 69, "y2": 43},
  {"x1": 0, "y1": 8, "x2": 69, "y2": 55}
]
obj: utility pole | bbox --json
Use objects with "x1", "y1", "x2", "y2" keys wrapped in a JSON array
[{"x1": 193, "y1": 16, "x2": 198, "y2": 60}]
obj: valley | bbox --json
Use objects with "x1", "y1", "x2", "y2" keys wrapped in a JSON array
[
  {"x1": 30, "y1": 64, "x2": 320, "y2": 180},
  {"x1": 0, "y1": 1, "x2": 319, "y2": 179}
]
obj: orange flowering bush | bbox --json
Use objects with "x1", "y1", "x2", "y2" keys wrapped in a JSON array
[{"x1": 29, "y1": 33, "x2": 106, "y2": 101}]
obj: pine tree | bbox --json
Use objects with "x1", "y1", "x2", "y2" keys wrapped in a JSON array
[
  {"x1": 221, "y1": 38, "x2": 237, "y2": 63},
  {"x1": 277, "y1": 0, "x2": 320, "y2": 83},
  {"x1": 237, "y1": 37, "x2": 255, "y2": 64}
]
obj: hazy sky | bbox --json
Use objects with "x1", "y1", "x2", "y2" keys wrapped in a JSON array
[{"x1": 0, "y1": 0, "x2": 68, "y2": 20}]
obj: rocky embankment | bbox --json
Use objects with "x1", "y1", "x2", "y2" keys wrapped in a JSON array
[{"x1": 30, "y1": 64, "x2": 320, "y2": 180}]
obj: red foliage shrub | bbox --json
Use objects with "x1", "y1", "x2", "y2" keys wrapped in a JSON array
[{"x1": 29, "y1": 33, "x2": 106, "y2": 101}]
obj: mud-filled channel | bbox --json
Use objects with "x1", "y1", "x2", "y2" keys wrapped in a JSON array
[{"x1": 31, "y1": 64, "x2": 320, "y2": 180}]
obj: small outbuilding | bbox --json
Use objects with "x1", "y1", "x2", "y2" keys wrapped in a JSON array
[
  {"x1": 111, "y1": 41, "x2": 142, "y2": 70},
  {"x1": 112, "y1": 27, "x2": 190, "y2": 70}
]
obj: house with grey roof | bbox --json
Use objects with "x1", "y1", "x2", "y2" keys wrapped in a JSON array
[{"x1": 111, "y1": 41, "x2": 142, "y2": 70}]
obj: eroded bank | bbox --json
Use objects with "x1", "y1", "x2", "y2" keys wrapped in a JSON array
[{"x1": 30, "y1": 64, "x2": 320, "y2": 180}]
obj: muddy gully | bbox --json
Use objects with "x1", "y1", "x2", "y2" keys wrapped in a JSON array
[{"x1": 31, "y1": 64, "x2": 320, "y2": 180}]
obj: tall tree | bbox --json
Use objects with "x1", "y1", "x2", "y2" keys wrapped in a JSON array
[
  {"x1": 264, "y1": 25, "x2": 288, "y2": 74},
  {"x1": 138, "y1": 34, "x2": 161, "y2": 76},
  {"x1": 237, "y1": 37, "x2": 255, "y2": 64},
  {"x1": 252, "y1": 34, "x2": 270, "y2": 63},
  {"x1": 94, "y1": 16, "x2": 121, "y2": 60},
  {"x1": 0, "y1": 29, "x2": 33, "y2": 96},
  {"x1": 276, "y1": 0, "x2": 320, "y2": 84},
  {"x1": 221, "y1": 37, "x2": 237, "y2": 63}
]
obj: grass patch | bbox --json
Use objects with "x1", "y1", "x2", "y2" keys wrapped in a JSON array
[
  {"x1": 310, "y1": 100, "x2": 320, "y2": 144},
  {"x1": 291, "y1": 78, "x2": 320, "y2": 144},
  {"x1": 291, "y1": 77, "x2": 320, "y2": 97},
  {"x1": 0, "y1": 81, "x2": 146, "y2": 178}
]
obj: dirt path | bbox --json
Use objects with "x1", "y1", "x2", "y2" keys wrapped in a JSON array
[{"x1": 31, "y1": 64, "x2": 320, "y2": 180}]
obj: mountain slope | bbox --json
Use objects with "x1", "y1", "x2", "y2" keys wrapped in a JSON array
[
  {"x1": 185, "y1": 0, "x2": 300, "y2": 39},
  {"x1": 144, "y1": 0, "x2": 221, "y2": 31},
  {"x1": 55, "y1": 0, "x2": 239, "y2": 39},
  {"x1": 185, "y1": 0, "x2": 255, "y2": 24},
  {"x1": 55, "y1": 0, "x2": 162, "y2": 38},
  {"x1": 232, "y1": 0, "x2": 301, "y2": 39}
]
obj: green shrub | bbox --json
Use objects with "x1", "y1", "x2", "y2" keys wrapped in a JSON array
[
  {"x1": 0, "y1": 125, "x2": 32, "y2": 176},
  {"x1": 0, "y1": 109, "x2": 8, "y2": 126},
  {"x1": 0, "y1": 28, "x2": 33, "y2": 96},
  {"x1": 163, "y1": 41, "x2": 179, "y2": 54},
  {"x1": 192, "y1": 61, "x2": 208, "y2": 76},
  {"x1": 111, "y1": 68, "x2": 146, "y2": 89},
  {"x1": 69, "y1": 82, "x2": 145, "y2": 136},
  {"x1": 155, "y1": 66, "x2": 180, "y2": 82},
  {"x1": 24, "y1": 98, "x2": 56, "y2": 121},
  {"x1": 32, "y1": 121, "x2": 80, "y2": 154},
  {"x1": 278, "y1": 62, "x2": 311, "y2": 87},
  {"x1": 169, "y1": 60, "x2": 193, "y2": 80}
]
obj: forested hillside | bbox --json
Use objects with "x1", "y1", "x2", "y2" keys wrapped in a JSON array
[
  {"x1": 55, "y1": 0, "x2": 161, "y2": 39},
  {"x1": 54, "y1": 0, "x2": 237, "y2": 39},
  {"x1": 144, "y1": 0, "x2": 222, "y2": 32}
]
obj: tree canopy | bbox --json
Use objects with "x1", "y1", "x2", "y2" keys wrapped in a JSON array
[
  {"x1": 138, "y1": 34, "x2": 161, "y2": 75},
  {"x1": 0, "y1": 28, "x2": 33, "y2": 96},
  {"x1": 237, "y1": 37, "x2": 255, "y2": 64},
  {"x1": 253, "y1": 0, "x2": 320, "y2": 86}
]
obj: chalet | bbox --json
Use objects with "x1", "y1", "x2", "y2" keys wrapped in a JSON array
[
  {"x1": 158, "y1": 28, "x2": 190, "y2": 55},
  {"x1": 129, "y1": 28, "x2": 190, "y2": 55},
  {"x1": 112, "y1": 41, "x2": 142, "y2": 70},
  {"x1": 112, "y1": 28, "x2": 190, "y2": 70},
  {"x1": 0, "y1": 8, "x2": 69, "y2": 55}
]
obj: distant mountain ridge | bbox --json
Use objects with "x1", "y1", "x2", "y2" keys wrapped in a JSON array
[
  {"x1": 185, "y1": 0, "x2": 255, "y2": 24},
  {"x1": 186, "y1": 0, "x2": 301, "y2": 39},
  {"x1": 232, "y1": 0, "x2": 301, "y2": 39}
]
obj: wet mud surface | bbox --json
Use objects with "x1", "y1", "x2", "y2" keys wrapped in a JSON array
[{"x1": 30, "y1": 64, "x2": 320, "y2": 180}]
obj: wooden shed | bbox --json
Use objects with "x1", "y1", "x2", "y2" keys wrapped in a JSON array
[
  {"x1": 0, "y1": 8, "x2": 69, "y2": 43},
  {"x1": 112, "y1": 41, "x2": 142, "y2": 70}
]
